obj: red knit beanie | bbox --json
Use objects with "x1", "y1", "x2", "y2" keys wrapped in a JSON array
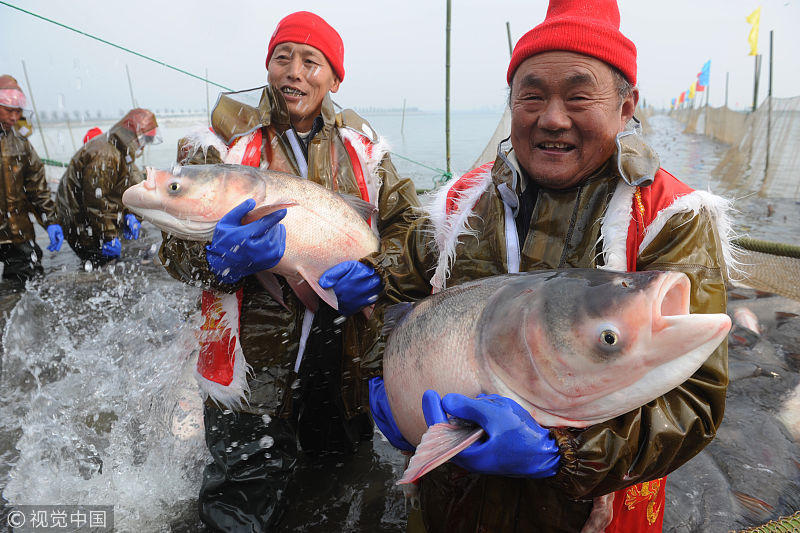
[
  {"x1": 266, "y1": 11, "x2": 345, "y2": 82},
  {"x1": 507, "y1": 0, "x2": 637, "y2": 86},
  {"x1": 83, "y1": 127, "x2": 103, "y2": 144}
]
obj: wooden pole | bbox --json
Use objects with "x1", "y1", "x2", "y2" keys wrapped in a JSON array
[
  {"x1": 506, "y1": 22, "x2": 513, "y2": 57},
  {"x1": 765, "y1": 30, "x2": 773, "y2": 178},
  {"x1": 445, "y1": 0, "x2": 451, "y2": 177},
  {"x1": 725, "y1": 72, "x2": 729, "y2": 108},
  {"x1": 205, "y1": 67, "x2": 211, "y2": 126},
  {"x1": 400, "y1": 98, "x2": 406, "y2": 137},
  {"x1": 125, "y1": 64, "x2": 137, "y2": 107},
  {"x1": 751, "y1": 54, "x2": 761, "y2": 112},
  {"x1": 64, "y1": 113, "x2": 77, "y2": 152},
  {"x1": 20, "y1": 60, "x2": 50, "y2": 159}
]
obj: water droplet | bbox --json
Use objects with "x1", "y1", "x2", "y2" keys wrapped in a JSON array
[
  {"x1": 84, "y1": 261, "x2": 93, "y2": 272},
  {"x1": 333, "y1": 316, "x2": 346, "y2": 325},
  {"x1": 95, "y1": 187, "x2": 102, "y2": 198},
  {"x1": 259, "y1": 436, "x2": 274, "y2": 449},
  {"x1": 261, "y1": 414, "x2": 271, "y2": 425}
]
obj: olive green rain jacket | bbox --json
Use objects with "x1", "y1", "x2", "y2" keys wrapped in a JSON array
[
  {"x1": 366, "y1": 143, "x2": 729, "y2": 532},
  {"x1": 55, "y1": 120, "x2": 145, "y2": 254},
  {"x1": 0, "y1": 127, "x2": 57, "y2": 244},
  {"x1": 159, "y1": 85, "x2": 420, "y2": 419}
]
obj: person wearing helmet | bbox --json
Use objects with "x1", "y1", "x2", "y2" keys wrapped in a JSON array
[
  {"x1": 0, "y1": 74, "x2": 63, "y2": 285},
  {"x1": 55, "y1": 108, "x2": 159, "y2": 266}
]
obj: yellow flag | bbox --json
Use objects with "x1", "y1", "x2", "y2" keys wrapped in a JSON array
[
  {"x1": 746, "y1": 7, "x2": 761, "y2": 56},
  {"x1": 689, "y1": 82, "x2": 697, "y2": 99}
]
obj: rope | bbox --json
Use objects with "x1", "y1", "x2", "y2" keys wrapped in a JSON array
[
  {"x1": 0, "y1": 1, "x2": 232, "y2": 91},
  {"x1": 389, "y1": 152, "x2": 452, "y2": 187},
  {"x1": 734, "y1": 237, "x2": 800, "y2": 259}
]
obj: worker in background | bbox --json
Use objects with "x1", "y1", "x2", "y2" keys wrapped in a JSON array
[
  {"x1": 56, "y1": 108, "x2": 158, "y2": 266},
  {"x1": 0, "y1": 74, "x2": 64, "y2": 285}
]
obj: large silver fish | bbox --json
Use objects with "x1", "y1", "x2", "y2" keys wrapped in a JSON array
[
  {"x1": 122, "y1": 164, "x2": 379, "y2": 311},
  {"x1": 381, "y1": 269, "x2": 731, "y2": 485}
]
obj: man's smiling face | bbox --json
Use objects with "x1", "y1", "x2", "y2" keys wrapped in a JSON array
[
  {"x1": 267, "y1": 42, "x2": 340, "y2": 133},
  {"x1": 509, "y1": 51, "x2": 637, "y2": 189}
]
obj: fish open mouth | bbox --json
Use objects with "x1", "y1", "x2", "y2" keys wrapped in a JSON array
[{"x1": 652, "y1": 272, "x2": 691, "y2": 332}]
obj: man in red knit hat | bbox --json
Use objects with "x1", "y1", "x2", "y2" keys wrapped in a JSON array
[
  {"x1": 367, "y1": 0, "x2": 730, "y2": 531},
  {"x1": 159, "y1": 10, "x2": 419, "y2": 532}
]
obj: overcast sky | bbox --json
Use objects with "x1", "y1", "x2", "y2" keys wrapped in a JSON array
[{"x1": 1, "y1": 0, "x2": 798, "y2": 117}]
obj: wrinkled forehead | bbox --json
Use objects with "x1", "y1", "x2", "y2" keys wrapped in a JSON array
[
  {"x1": 512, "y1": 51, "x2": 615, "y2": 93},
  {"x1": 272, "y1": 42, "x2": 328, "y2": 62}
]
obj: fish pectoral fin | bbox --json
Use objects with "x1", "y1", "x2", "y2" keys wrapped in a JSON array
[
  {"x1": 255, "y1": 271, "x2": 288, "y2": 311},
  {"x1": 397, "y1": 423, "x2": 484, "y2": 485},
  {"x1": 295, "y1": 266, "x2": 339, "y2": 311},
  {"x1": 241, "y1": 202, "x2": 298, "y2": 225},
  {"x1": 337, "y1": 193, "x2": 377, "y2": 221},
  {"x1": 286, "y1": 274, "x2": 320, "y2": 313}
]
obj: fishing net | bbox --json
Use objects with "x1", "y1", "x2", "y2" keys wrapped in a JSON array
[
  {"x1": 735, "y1": 239, "x2": 800, "y2": 302},
  {"x1": 737, "y1": 510, "x2": 800, "y2": 532},
  {"x1": 673, "y1": 96, "x2": 800, "y2": 199}
]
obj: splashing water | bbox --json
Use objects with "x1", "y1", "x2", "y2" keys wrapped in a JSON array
[{"x1": 0, "y1": 255, "x2": 207, "y2": 530}]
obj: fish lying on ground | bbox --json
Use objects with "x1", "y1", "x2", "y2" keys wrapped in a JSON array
[
  {"x1": 382, "y1": 269, "x2": 731, "y2": 481},
  {"x1": 122, "y1": 164, "x2": 379, "y2": 311},
  {"x1": 733, "y1": 307, "x2": 761, "y2": 335}
]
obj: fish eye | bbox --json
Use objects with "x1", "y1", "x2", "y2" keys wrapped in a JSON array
[
  {"x1": 601, "y1": 331, "x2": 618, "y2": 345},
  {"x1": 597, "y1": 325, "x2": 621, "y2": 348},
  {"x1": 167, "y1": 180, "x2": 181, "y2": 194}
]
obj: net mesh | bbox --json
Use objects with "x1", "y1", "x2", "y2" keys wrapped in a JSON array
[
  {"x1": 735, "y1": 248, "x2": 800, "y2": 301},
  {"x1": 737, "y1": 510, "x2": 800, "y2": 533},
  {"x1": 673, "y1": 97, "x2": 800, "y2": 199}
]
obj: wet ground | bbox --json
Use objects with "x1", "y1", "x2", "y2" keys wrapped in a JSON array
[{"x1": 0, "y1": 114, "x2": 798, "y2": 532}]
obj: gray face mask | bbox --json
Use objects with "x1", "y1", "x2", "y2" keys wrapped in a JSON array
[{"x1": 615, "y1": 117, "x2": 660, "y2": 187}]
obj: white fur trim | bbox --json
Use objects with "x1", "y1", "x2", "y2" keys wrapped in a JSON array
[
  {"x1": 420, "y1": 168, "x2": 494, "y2": 292},
  {"x1": 181, "y1": 127, "x2": 230, "y2": 161},
  {"x1": 640, "y1": 189, "x2": 740, "y2": 279},
  {"x1": 339, "y1": 127, "x2": 390, "y2": 204},
  {"x1": 598, "y1": 180, "x2": 635, "y2": 272},
  {"x1": 193, "y1": 291, "x2": 252, "y2": 410},
  {"x1": 224, "y1": 131, "x2": 256, "y2": 165}
]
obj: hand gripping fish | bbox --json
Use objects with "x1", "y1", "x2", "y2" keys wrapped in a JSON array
[
  {"x1": 122, "y1": 164, "x2": 379, "y2": 312},
  {"x1": 381, "y1": 269, "x2": 730, "y2": 530}
]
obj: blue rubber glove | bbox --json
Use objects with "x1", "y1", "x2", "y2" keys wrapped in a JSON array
[
  {"x1": 422, "y1": 390, "x2": 560, "y2": 478},
  {"x1": 205, "y1": 199, "x2": 286, "y2": 284},
  {"x1": 101, "y1": 237, "x2": 121, "y2": 258},
  {"x1": 369, "y1": 377, "x2": 415, "y2": 452},
  {"x1": 319, "y1": 260, "x2": 383, "y2": 316},
  {"x1": 123, "y1": 214, "x2": 141, "y2": 240},
  {"x1": 46, "y1": 224, "x2": 63, "y2": 252}
]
